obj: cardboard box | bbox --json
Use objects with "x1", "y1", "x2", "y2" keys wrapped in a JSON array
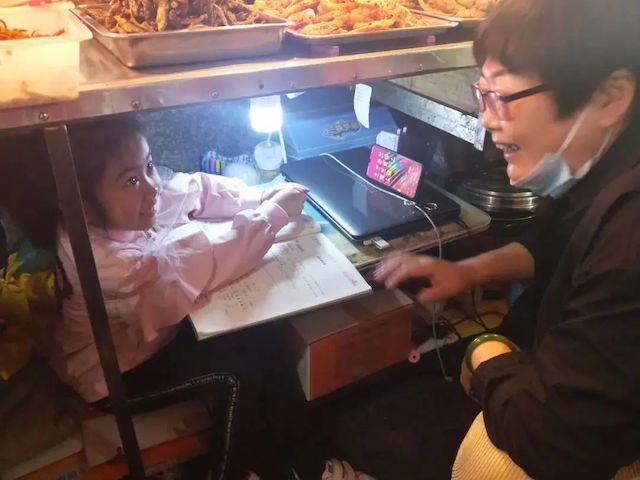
[
  {"x1": 82, "y1": 400, "x2": 211, "y2": 467},
  {"x1": 1, "y1": 435, "x2": 84, "y2": 480},
  {"x1": 3, "y1": 403, "x2": 212, "y2": 480},
  {"x1": 7, "y1": 433, "x2": 209, "y2": 480},
  {"x1": 288, "y1": 290, "x2": 415, "y2": 400}
]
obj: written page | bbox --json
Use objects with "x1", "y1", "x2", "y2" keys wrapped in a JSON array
[{"x1": 190, "y1": 232, "x2": 371, "y2": 339}]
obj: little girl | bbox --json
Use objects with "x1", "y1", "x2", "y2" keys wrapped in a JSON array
[{"x1": 47, "y1": 117, "x2": 309, "y2": 478}]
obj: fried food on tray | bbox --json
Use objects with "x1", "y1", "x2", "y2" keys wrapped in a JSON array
[
  {"x1": 416, "y1": 0, "x2": 498, "y2": 18},
  {"x1": 0, "y1": 19, "x2": 64, "y2": 40},
  {"x1": 254, "y1": 0, "x2": 434, "y2": 35},
  {"x1": 83, "y1": 0, "x2": 260, "y2": 33},
  {"x1": 399, "y1": 0, "x2": 419, "y2": 9}
]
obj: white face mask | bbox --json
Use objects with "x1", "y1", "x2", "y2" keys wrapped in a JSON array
[{"x1": 512, "y1": 108, "x2": 612, "y2": 198}]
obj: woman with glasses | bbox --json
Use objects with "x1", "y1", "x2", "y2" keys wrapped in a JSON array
[{"x1": 375, "y1": 0, "x2": 640, "y2": 478}]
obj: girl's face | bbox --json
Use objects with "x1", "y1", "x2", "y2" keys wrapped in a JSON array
[
  {"x1": 94, "y1": 133, "x2": 161, "y2": 231},
  {"x1": 479, "y1": 58, "x2": 607, "y2": 183}
]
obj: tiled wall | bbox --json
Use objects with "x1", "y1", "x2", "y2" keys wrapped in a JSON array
[
  {"x1": 0, "y1": 100, "x2": 263, "y2": 250},
  {"x1": 141, "y1": 99, "x2": 264, "y2": 172}
]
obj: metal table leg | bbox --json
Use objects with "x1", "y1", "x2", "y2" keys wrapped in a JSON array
[{"x1": 44, "y1": 125, "x2": 146, "y2": 479}]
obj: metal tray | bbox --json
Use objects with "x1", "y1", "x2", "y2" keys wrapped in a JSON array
[
  {"x1": 72, "y1": 5, "x2": 289, "y2": 68},
  {"x1": 285, "y1": 14, "x2": 457, "y2": 46},
  {"x1": 412, "y1": 9, "x2": 484, "y2": 27}
]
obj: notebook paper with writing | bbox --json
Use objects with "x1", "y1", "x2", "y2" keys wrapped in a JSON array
[{"x1": 189, "y1": 229, "x2": 371, "y2": 340}]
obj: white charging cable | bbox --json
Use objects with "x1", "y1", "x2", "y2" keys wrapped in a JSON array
[
  {"x1": 278, "y1": 128, "x2": 288, "y2": 164},
  {"x1": 321, "y1": 152, "x2": 453, "y2": 382},
  {"x1": 320, "y1": 152, "x2": 442, "y2": 259}
]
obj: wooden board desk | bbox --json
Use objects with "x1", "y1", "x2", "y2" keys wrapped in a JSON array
[
  {"x1": 188, "y1": 180, "x2": 491, "y2": 340},
  {"x1": 304, "y1": 182, "x2": 492, "y2": 270}
]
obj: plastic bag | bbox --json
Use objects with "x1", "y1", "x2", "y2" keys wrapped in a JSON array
[{"x1": 0, "y1": 247, "x2": 56, "y2": 380}]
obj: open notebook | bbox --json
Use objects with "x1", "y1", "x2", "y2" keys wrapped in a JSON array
[{"x1": 183, "y1": 215, "x2": 372, "y2": 340}]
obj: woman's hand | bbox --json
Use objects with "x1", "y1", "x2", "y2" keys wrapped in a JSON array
[
  {"x1": 373, "y1": 253, "x2": 477, "y2": 304},
  {"x1": 268, "y1": 184, "x2": 309, "y2": 217}
]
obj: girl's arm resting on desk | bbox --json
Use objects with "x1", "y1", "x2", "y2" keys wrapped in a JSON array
[
  {"x1": 86, "y1": 201, "x2": 289, "y2": 343},
  {"x1": 157, "y1": 172, "x2": 265, "y2": 224}
]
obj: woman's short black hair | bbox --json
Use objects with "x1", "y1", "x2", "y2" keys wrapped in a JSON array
[{"x1": 474, "y1": 0, "x2": 640, "y2": 118}]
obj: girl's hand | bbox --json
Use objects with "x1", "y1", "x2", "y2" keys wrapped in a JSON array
[
  {"x1": 373, "y1": 253, "x2": 477, "y2": 304},
  {"x1": 269, "y1": 184, "x2": 308, "y2": 217},
  {"x1": 261, "y1": 183, "x2": 308, "y2": 203}
]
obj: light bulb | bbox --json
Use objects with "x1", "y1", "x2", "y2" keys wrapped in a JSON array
[{"x1": 249, "y1": 95, "x2": 283, "y2": 133}]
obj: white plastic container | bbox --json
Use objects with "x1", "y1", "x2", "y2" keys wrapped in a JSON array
[
  {"x1": 254, "y1": 139, "x2": 284, "y2": 182},
  {"x1": 0, "y1": 4, "x2": 92, "y2": 109}
]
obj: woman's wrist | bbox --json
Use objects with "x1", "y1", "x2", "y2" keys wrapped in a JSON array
[
  {"x1": 464, "y1": 333, "x2": 518, "y2": 373},
  {"x1": 456, "y1": 260, "x2": 481, "y2": 292},
  {"x1": 471, "y1": 341, "x2": 514, "y2": 369}
]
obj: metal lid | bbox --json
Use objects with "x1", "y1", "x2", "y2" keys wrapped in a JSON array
[{"x1": 450, "y1": 172, "x2": 540, "y2": 214}]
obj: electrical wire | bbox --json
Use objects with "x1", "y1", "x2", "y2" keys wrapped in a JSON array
[
  {"x1": 436, "y1": 314, "x2": 462, "y2": 341},
  {"x1": 454, "y1": 217, "x2": 472, "y2": 236},
  {"x1": 321, "y1": 151, "x2": 451, "y2": 381},
  {"x1": 414, "y1": 204, "x2": 443, "y2": 260},
  {"x1": 453, "y1": 217, "x2": 490, "y2": 330},
  {"x1": 470, "y1": 288, "x2": 490, "y2": 331},
  {"x1": 320, "y1": 153, "x2": 443, "y2": 258},
  {"x1": 447, "y1": 311, "x2": 505, "y2": 327},
  {"x1": 430, "y1": 301, "x2": 453, "y2": 382},
  {"x1": 278, "y1": 128, "x2": 288, "y2": 164}
]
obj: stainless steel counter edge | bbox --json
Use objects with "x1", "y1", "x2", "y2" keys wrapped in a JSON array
[{"x1": 1, "y1": 39, "x2": 473, "y2": 131}]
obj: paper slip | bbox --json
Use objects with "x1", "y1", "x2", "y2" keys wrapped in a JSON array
[
  {"x1": 376, "y1": 130, "x2": 399, "y2": 151},
  {"x1": 189, "y1": 232, "x2": 371, "y2": 339},
  {"x1": 354, "y1": 83, "x2": 372, "y2": 128}
]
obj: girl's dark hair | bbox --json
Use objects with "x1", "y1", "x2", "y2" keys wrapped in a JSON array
[
  {"x1": 68, "y1": 116, "x2": 145, "y2": 223},
  {"x1": 0, "y1": 116, "x2": 144, "y2": 250},
  {"x1": 0, "y1": 117, "x2": 144, "y2": 303},
  {"x1": 0, "y1": 130, "x2": 60, "y2": 250},
  {"x1": 474, "y1": 0, "x2": 640, "y2": 118}
]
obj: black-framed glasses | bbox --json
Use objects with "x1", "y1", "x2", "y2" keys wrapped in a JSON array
[{"x1": 472, "y1": 82, "x2": 549, "y2": 120}]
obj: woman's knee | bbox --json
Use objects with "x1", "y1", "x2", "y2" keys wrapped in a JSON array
[{"x1": 452, "y1": 413, "x2": 530, "y2": 480}]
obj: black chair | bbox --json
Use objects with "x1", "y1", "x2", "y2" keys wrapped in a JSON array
[{"x1": 97, "y1": 372, "x2": 239, "y2": 480}]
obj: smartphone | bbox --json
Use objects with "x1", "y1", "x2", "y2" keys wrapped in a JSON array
[{"x1": 366, "y1": 144, "x2": 424, "y2": 199}]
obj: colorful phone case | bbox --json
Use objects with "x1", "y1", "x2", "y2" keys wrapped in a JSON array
[{"x1": 367, "y1": 145, "x2": 423, "y2": 198}]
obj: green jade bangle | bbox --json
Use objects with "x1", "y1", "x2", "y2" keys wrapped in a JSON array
[{"x1": 464, "y1": 333, "x2": 518, "y2": 373}]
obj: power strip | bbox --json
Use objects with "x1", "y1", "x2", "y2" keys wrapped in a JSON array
[{"x1": 416, "y1": 332, "x2": 459, "y2": 354}]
